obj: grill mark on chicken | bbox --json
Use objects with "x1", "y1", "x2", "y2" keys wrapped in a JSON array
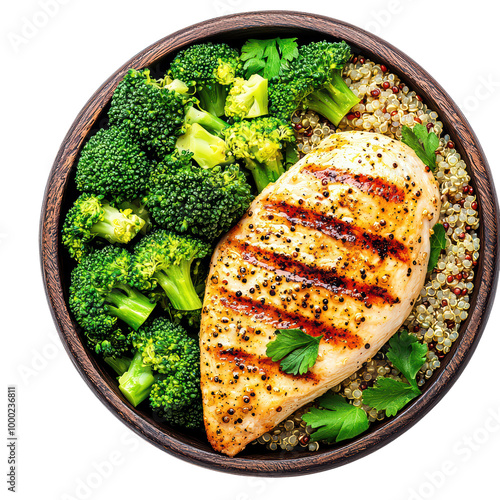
[
  {"x1": 214, "y1": 347, "x2": 319, "y2": 382},
  {"x1": 302, "y1": 163, "x2": 406, "y2": 203},
  {"x1": 235, "y1": 242, "x2": 397, "y2": 305},
  {"x1": 265, "y1": 201, "x2": 409, "y2": 263},
  {"x1": 218, "y1": 290, "x2": 362, "y2": 348}
]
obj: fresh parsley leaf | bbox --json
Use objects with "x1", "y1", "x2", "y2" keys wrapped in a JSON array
[
  {"x1": 401, "y1": 124, "x2": 439, "y2": 171},
  {"x1": 266, "y1": 328, "x2": 322, "y2": 375},
  {"x1": 303, "y1": 393, "x2": 369, "y2": 443},
  {"x1": 240, "y1": 38, "x2": 298, "y2": 80},
  {"x1": 262, "y1": 42, "x2": 280, "y2": 80},
  {"x1": 427, "y1": 223, "x2": 447, "y2": 272},
  {"x1": 244, "y1": 58, "x2": 266, "y2": 76},
  {"x1": 240, "y1": 39, "x2": 267, "y2": 61},
  {"x1": 363, "y1": 377, "x2": 420, "y2": 417},
  {"x1": 278, "y1": 38, "x2": 299, "y2": 72},
  {"x1": 386, "y1": 331, "x2": 428, "y2": 390}
]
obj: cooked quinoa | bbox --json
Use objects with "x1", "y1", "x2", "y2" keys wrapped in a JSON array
[{"x1": 253, "y1": 55, "x2": 480, "y2": 452}]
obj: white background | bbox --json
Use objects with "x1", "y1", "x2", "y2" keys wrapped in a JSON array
[{"x1": 2, "y1": 1, "x2": 499, "y2": 499}]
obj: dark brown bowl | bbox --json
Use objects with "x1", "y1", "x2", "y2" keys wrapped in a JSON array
[{"x1": 40, "y1": 11, "x2": 499, "y2": 476}]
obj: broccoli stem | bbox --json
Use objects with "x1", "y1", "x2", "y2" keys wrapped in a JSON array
[
  {"x1": 185, "y1": 106, "x2": 228, "y2": 136},
  {"x1": 305, "y1": 71, "x2": 359, "y2": 126},
  {"x1": 245, "y1": 158, "x2": 285, "y2": 193},
  {"x1": 105, "y1": 284, "x2": 156, "y2": 330},
  {"x1": 105, "y1": 356, "x2": 132, "y2": 376},
  {"x1": 118, "y1": 351, "x2": 155, "y2": 406},
  {"x1": 264, "y1": 158, "x2": 285, "y2": 182},
  {"x1": 197, "y1": 83, "x2": 228, "y2": 117},
  {"x1": 154, "y1": 259, "x2": 202, "y2": 311},
  {"x1": 91, "y1": 203, "x2": 144, "y2": 244}
]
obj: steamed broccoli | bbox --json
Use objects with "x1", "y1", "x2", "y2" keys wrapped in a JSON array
[
  {"x1": 105, "y1": 355, "x2": 133, "y2": 377},
  {"x1": 76, "y1": 126, "x2": 151, "y2": 199},
  {"x1": 87, "y1": 326, "x2": 132, "y2": 360},
  {"x1": 170, "y1": 42, "x2": 243, "y2": 117},
  {"x1": 163, "y1": 74, "x2": 190, "y2": 94},
  {"x1": 117, "y1": 197, "x2": 152, "y2": 235},
  {"x1": 223, "y1": 117, "x2": 296, "y2": 192},
  {"x1": 225, "y1": 74, "x2": 269, "y2": 120},
  {"x1": 183, "y1": 105, "x2": 228, "y2": 136},
  {"x1": 69, "y1": 246, "x2": 156, "y2": 336},
  {"x1": 118, "y1": 350, "x2": 155, "y2": 407},
  {"x1": 149, "y1": 372, "x2": 203, "y2": 429},
  {"x1": 146, "y1": 152, "x2": 253, "y2": 241},
  {"x1": 176, "y1": 123, "x2": 233, "y2": 169},
  {"x1": 117, "y1": 318, "x2": 203, "y2": 429},
  {"x1": 269, "y1": 40, "x2": 359, "y2": 125},
  {"x1": 148, "y1": 149, "x2": 194, "y2": 186},
  {"x1": 108, "y1": 68, "x2": 189, "y2": 158},
  {"x1": 62, "y1": 194, "x2": 146, "y2": 261},
  {"x1": 132, "y1": 229, "x2": 211, "y2": 311},
  {"x1": 152, "y1": 259, "x2": 207, "y2": 330}
]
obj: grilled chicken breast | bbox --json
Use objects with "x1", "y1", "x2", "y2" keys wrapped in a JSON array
[{"x1": 200, "y1": 130, "x2": 441, "y2": 457}]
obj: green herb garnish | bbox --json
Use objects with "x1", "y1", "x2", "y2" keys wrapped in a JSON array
[
  {"x1": 401, "y1": 124, "x2": 440, "y2": 171},
  {"x1": 427, "y1": 223, "x2": 447, "y2": 272},
  {"x1": 240, "y1": 38, "x2": 299, "y2": 80},
  {"x1": 363, "y1": 330, "x2": 427, "y2": 416},
  {"x1": 303, "y1": 393, "x2": 370, "y2": 443},
  {"x1": 266, "y1": 328, "x2": 322, "y2": 375},
  {"x1": 386, "y1": 330, "x2": 428, "y2": 390},
  {"x1": 363, "y1": 377, "x2": 420, "y2": 417},
  {"x1": 302, "y1": 332, "x2": 428, "y2": 441}
]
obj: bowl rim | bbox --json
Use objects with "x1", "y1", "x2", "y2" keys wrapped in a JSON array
[{"x1": 40, "y1": 10, "x2": 500, "y2": 476}]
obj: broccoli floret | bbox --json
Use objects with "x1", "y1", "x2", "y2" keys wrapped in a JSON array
[
  {"x1": 86, "y1": 326, "x2": 132, "y2": 360},
  {"x1": 117, "y1": 197, "x2": 152, "y2": 235},
  {"x1": 130, "y1": 318, "x2": 199, "y2": 373},
  {"x1": 108, "y1": 68, "x2": 188, "y2": 158},
  {"x1": 184, "y1": 105, "x2": 228, "y2": 136},
  {"x1": 69, "y1": 246, "x2": 156, "y2": 336},
  {"x1": 146, "y1": 152, "x2": 253, "y2": 241},
  {"x1": 176, "y1": 123, "x2": 233, "y2": 169},
  {"x1": 148, "y1": 150, "x2": 194, "y2": 186},
  {"x1": 170, "y1": 42, "x2": 243, "y2": 117},
  {"x1": 223, "y1": 117, "x2": 296, "y2": 192},
  {"x1": 150, "y1": 375, "x2": 203, "y2": 429},
  {"x1": 225, "y1": 74, "x2": 269, "y2": 120},
  {"x1": 62, "y1": 194, "x2": 146, "y2": 261},
  {"x1": 144, "y1": 318, "x2": 202, "y2": 428},
  {"x1": 76, "y1": 126, "x2": 151, "y2": 199},
  {"x1": 132, "y1": 229, "x2": 211, "y2": 311},
  {"x1": 269, "y1": 40, "x2": 359, "y2": 125},
  {"x1": 163, "y1": 74, "x2": 190, "y2": 94},
  {"x1": 117, "y1": 318, "x2": 202, "y2": 429}
]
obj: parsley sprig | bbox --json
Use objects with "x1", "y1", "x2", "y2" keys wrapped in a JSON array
[
  {"x1": 240, "y1": 38, "x2": 299, "y2": 80},
  {"x1": 364, "y1": 331, "x2": 427, "y2": 415},
  {"x1": 266, "y1": 328, "x2": 322, "y2": 376},
  {"x1": 302, "y1": 331, "x2": 428, "y2": 442},
  {"x1": 362, "y1": 378, "x2": 418, "y2": 417},
  {"x1": 303, "y1": 393, "x2": 369, "y2": 443},
  {"x1": 401, "y1": 124, "x2": 440, "y2": 171}
]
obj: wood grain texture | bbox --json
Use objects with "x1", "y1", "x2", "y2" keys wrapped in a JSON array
[{"x1": 40, "y1": 11, "x2": 499, "y2": 476}]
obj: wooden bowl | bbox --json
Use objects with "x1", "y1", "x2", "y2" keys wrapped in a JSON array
[{"x1": 40, "y1": 11, "x2": 499, "y2": 476}]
